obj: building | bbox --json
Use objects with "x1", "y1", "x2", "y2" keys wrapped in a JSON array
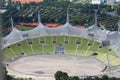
[
  {"x1": 106, "y1": 0, "x2": 117, "y2": 4},
  {"x1": 69, "y1": 0, "x2": 76, "y2": 2},
  {"x1": 91, "y1": 0, "x2": 119, "y2": 4},
  {"x1": 117, "y1": 0, "x2": 120, "y2": 1},
  {"x1": 91, "y1": 0, "x2": 104, "y2": 4}
]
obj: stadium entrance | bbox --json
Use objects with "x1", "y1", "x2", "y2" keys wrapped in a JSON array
[{"x1": 55, "y1": 46, "x2": 64, "y2": 54}]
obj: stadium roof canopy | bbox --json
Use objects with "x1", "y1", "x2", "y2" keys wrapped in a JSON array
[{"x1": 2, "y1": 11, "x2": 120, "y2": 57}]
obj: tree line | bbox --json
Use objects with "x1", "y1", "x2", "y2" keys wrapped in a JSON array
[{"x1": 54, "y1": 71, "x2": 120, "y2": 80}]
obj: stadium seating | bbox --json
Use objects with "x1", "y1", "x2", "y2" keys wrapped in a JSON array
[{"x1": 3, "y1": 36, "x2": 120, "y2": 67}]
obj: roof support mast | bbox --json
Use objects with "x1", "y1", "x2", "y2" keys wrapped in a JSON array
[
  {"x1": 117, "y1": 16, "x2": 120, "y2": 32},
  {"x1": 38, "y1": 11, "x2": 41, "y2": 24},
  {"x1": 94, "y1": 10, "x2": 98, "y2": 29},
  {"x1": 66, "y1": 8, "x2": 69, "y2": 23},
  {"x1": 11, "y1": 18, "x2": 14, "y2": 30}
]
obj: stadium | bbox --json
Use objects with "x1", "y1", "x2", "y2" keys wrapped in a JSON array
[{"x1": 2, "y1": 12, "x2": 120, "y2": 80}]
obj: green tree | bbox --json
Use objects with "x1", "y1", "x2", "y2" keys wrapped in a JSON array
[
  {"x1": 55, "y1": 71, "x2": 69, "y2": 80},
  {"x1": 72, "y1": 76, "x2": 79, "y2": 80},
  {"x1": 102, "y1": 75, "x2": 109, "y2": 80},
  {"x1": 55, "y1": 71, "x2": 63, "y2": 80}
]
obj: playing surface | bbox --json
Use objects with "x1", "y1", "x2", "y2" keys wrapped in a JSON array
[{"x1": 8, "y1": 54, "x2": 105, "y2": 80}]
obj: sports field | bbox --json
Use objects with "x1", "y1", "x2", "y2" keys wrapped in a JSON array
[{"x1": 7, "y1": 54, "x2": 105, "y2": 80}]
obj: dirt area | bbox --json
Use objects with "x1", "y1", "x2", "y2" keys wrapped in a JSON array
[{"x1": 7, "y1": 54, "x2": 105, "y2": 80}]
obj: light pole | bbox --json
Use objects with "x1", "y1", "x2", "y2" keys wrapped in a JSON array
[
  {"x1": 106, "y1": 49, "x2": 111, "y2": 73},
  {"x1": 102, "y1": 40, "x2": 111, "y2": 73}
]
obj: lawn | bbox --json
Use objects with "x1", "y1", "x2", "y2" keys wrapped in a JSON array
[{"x1": 18, "y1": 27, "x2": 34, "y2": 31}]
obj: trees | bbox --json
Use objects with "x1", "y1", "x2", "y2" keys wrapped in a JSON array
[
  {"x1": 54, "y1": 71, "x2": 80, "y2": 80},
  {"x1": 55, "y1": 71, "x2": 69, "y2": 80},
  {"x1": 54, "y1": 71, "x2": 120, "y2": 80},
  {"x1": 102, "y1": 75, "x2": 109, "y2": 80}
]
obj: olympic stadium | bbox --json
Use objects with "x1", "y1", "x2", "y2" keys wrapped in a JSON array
[{"x1": 2, "y1": 12, "x2": 120, "y2": 80}]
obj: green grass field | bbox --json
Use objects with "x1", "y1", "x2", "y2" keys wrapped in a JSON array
[
  {"x1": 3, "y1": 36, "x2": 120, "y2": 66},
  {"x1": 18, "y1": 27, "x2": 34, "y2": 31}
]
